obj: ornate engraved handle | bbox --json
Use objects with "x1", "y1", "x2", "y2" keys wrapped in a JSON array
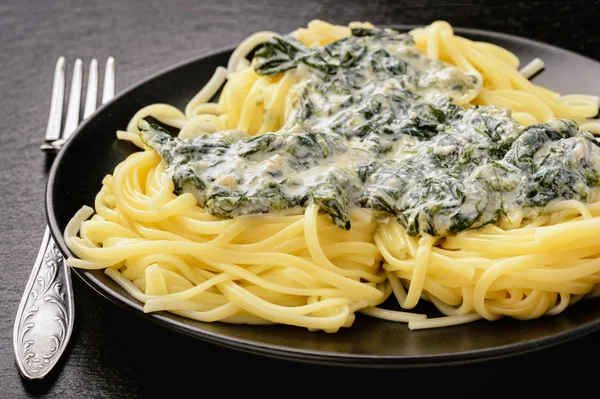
[{"x1": 13, "y1": 226, "x2": 74, "y2": 380}]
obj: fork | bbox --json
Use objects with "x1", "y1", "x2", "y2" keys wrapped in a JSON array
[{"x1": 13, "y1": 56, "x2": 116, "y2": 381}]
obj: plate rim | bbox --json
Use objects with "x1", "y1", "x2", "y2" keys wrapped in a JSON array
[{"x1": 45, "y1": 24, "x2": 600, "y2": 368}]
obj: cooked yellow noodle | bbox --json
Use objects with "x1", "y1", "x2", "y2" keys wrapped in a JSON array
[
  {"x1": 227, "y1": 31, "x2": 279, "y2": 73},
  {"x1": 410, "y1": 21, "x2": 599, "y2": 128},
  {"x1": 64, "y1": 20, "x2": 600, "y2": 332},
  {"x1": 65, "y1": 150, "x2": 387, "y2": 332},
  {"x1": 184, "y1": 66, "x2": 228, "y2": 118},
  {"x1": 376, "y1": 201, "x2": 600, "y2": 328}
]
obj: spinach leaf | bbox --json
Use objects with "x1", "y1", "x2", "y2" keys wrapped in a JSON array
[
  {"x1": 324, "y1": 38, "x2": 367, "y2": 69},
  {"x1": 504, "y1": 120, "x2": 577, "y2": 173},
  {"x1": 238, "y1": 134, "x2": 280, "y2": 157},
  {"x1": 253, "y1": 35, "x2": 337, "y2": 76},
  {"x1": 518, "y1": 167, "x2": 584, "y2": 207},
  {"x1": 304, "y1": 182, "x2": 351, "y2": 230},
  {"x1": 253, "y1": 36, "x2": 308, "y2": 75},
  {"x1": 370, "y1": 49, "x2": 407, "y2": 75},
  {"x1": 206, "y1": 190, "x2": 247, "y2": 217}
]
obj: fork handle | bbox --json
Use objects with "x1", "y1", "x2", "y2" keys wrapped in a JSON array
[{"x1": 13, "y1": 226, "x2": 74, "y2": 380}]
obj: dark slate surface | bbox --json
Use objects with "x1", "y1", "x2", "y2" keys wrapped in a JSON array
[{"x1": 1, "y1": 0, "x2": 600, "y2": 397}]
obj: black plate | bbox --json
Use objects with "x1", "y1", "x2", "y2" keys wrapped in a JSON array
[{"x1": 47, "y1": 26, "x2": 600, "y2": 368}]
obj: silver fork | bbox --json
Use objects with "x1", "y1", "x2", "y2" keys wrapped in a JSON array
[{"x1": 14, "y1": 56, "x2": 116, "y2": 380}]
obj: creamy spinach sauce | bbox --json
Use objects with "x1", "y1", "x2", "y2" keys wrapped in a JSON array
[{"x1": 139, "y1": 27, "x2": 600, "y2": 236}]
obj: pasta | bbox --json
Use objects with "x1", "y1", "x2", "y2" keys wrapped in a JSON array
[
  {"x1": 66, "y1": 151, "x2": 388, "y2": 333},
  {"x1": 65, "y1": 20, "x2": 600, "y2": 333}
]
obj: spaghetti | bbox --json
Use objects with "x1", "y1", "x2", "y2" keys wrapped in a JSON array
[{"x1": 65, "y1": 20, "x2": 600, "y2": 332}]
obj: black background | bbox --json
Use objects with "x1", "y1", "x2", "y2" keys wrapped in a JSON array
[{"x1": 2, "y1": 0, "x2": 600, "y2": 397}]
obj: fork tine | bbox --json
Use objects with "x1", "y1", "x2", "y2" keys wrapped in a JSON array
[
  {"x1": 49, "y1": 57, "x2": 117, "y2": 150},
  {"x1": 40, "y1": 57, "x2": 66, "y2": 151},
  {"x1": 102, "y1": 57, "x2": 115, "y2": 104},
  {"x1": 83, "y1": 59, "x2": 98, "y2": 119},
  {"x1": 61, "y1": 58, "x2": 83, "y2": 141}
]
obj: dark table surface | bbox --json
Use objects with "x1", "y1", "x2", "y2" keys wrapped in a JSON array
[{"x1": 2, "y1": 0, "x2": 600, "y2": 397}]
